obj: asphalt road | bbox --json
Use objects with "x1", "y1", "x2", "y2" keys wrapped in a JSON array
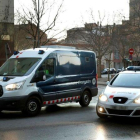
[{"x1": 0, "y1": 85, "x2": 140, "y2": 140}]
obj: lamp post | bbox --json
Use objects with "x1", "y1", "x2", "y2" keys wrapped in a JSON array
[{"x1": 37, "y1": 0, "x2": 40, "y2": 48}]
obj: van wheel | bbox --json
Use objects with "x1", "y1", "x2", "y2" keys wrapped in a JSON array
[
  {"x1": 79, "y1": 90, "x2": 91, "y2": 107},
  {"x1": 22, "y1": 96, "x2": 41, "y2": 116}
]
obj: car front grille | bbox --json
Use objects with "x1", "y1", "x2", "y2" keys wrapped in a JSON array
[
  {"x1": 106, "y1": 108, "x2": 133, "y2": 115},
  {"x1": 0, "y1": 85, "x2": 3, "y2": 97},
  {"x1": 113, "y1": 97, "x2": 128, "y2": 104},
  {"x1": 133, "y1": 110, "x2": 140, "y2": 116}
]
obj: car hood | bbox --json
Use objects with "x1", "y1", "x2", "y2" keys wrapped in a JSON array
[{"x1": 104, "y1": 86, "x2": 140, "y2": 100}]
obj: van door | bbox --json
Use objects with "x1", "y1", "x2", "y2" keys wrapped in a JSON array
[
  {"x1": 55, "y1": 54, "x2": 81, "y2": 99},
  {"x1": 35, "y1": 58, "x2": 56, "y2": 101}
]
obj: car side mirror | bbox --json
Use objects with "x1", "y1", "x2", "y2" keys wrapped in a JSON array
[{"x1": 106, "y1": 81, "x2": 110, "y2": 85}]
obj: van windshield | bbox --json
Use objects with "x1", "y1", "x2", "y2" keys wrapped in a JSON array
[{"x1": 0, "y1": 58, "x2": 41, "y2": 76}]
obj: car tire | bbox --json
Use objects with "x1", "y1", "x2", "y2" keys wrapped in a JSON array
[
  {"x1": 79, "y1": 90, "x2": 91, "y2": 107},
  {"x1": 22, "y1": 96, "x2": 41, "y2": 116},
  {"x1": 96, "y1": 106, "x2": 108, "y2": 118}
]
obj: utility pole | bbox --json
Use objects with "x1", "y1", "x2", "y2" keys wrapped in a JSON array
[
  {"x1": 37, "y1": 0, "x2": 40, "y2": 48},
  {"x1": 5, "y1": 43, "x2": 11, "y2": 60},
  {"x1": 5, "y1": 44, "x2": 8, "y2": 60}
]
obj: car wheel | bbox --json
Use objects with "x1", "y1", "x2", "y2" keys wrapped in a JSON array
[
  {"x1": 22, "y1": 96, "x2": 41, "y2": 116},
  {"x1": 96, "y1": 106, "x2": 108, "y2": 118},
  {"x1": 79, "y1": 90, "x2": 91, "y2": 107}
]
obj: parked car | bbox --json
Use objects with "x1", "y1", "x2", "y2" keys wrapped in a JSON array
[
  {"x1": 117, "y1": 68, "x2": 123, "y2": 73},
  {"x1": 101, "y1": 68, "x2": 116, "y2": 74},
  {"x1": 110, "y1": 68, "x2": 116, "y2": 74},
  {"x1": 96, "y1": 70, "x2": 140, "y2": 118},
  {"x1": 101, "y1": 68, "x2": 109, "y2": 74}
]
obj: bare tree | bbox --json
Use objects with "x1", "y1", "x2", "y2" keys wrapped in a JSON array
[
  {"x1": 111, "y1": 24, "x2": 130, "y2": 68},
  {"x1": 15, "y1": 0, "x2": 64, "y2": 49},
  {"x1": 64, "y1": 11, "x2": 115, "y2": 78},
  {"x1": 118, "y1": 0, "x2": 140, "y2": 66}
]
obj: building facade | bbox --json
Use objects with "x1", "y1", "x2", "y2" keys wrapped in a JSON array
[
  {"x1": 14, "y1": 23, "x2": 48, "y2": 50},
  {"x1": 0, "y1": 0, "x2": 14, "y2": 66}
]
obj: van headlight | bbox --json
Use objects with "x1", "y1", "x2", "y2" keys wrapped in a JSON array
[
  {"x1": 134, "y1": 97, "x2": 140, "y2": 104},
  {"x1": 5, "y1": 81, "x2": 25, "y2": 91},
  {"x1": 99, "y1": 94, "x2": 108, "y2": 102}
]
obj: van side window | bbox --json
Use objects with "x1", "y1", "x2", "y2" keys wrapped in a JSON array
[
  {"x1": 58, "y1": 55, "x2": 80, "y2": 75},
  {"x1": 37, "y1": 58, "x2": 54, "y2": 81},
  {"x1": 81, "y1": 57, "x2": 95, "y2": 74}
]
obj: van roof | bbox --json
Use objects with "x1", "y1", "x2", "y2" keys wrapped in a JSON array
[
  {"x1": 40, "y1": 45, "x2": 76, "y2": 49},
  {"x1": 10, "y1": 45, "x2": 95, "y2": 59}
]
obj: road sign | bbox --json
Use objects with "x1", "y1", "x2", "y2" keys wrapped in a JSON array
[{"x1": 129, "y1": 48, "x2": 134, "y2": 55}]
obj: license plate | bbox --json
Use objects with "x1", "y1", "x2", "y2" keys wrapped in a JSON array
[{"x1": 111, "y1": 106, "x2": 127, "y2": 110}]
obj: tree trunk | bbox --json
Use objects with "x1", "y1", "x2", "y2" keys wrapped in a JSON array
[
  {"x1": 98, "y1": 58, "x2": 102, "y2": 78},
  {"x1": 123, "y1": 59, "x2": 126, "y2": 68}
]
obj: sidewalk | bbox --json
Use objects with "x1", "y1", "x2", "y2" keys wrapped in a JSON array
[
  {"x1": 98, "y1": 77, "x2": 107, "y2": 86},
  {"x1": 97, "y1": 74, "x2": 115, "y2": 85}
]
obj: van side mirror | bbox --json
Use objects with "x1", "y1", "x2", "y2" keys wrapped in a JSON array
[
  {"x1": 106, "y1": 81, "x2": 110, "y2": 85},
  {"x1": 43, "y1": 75, "x2": 47, "y2": 81}
]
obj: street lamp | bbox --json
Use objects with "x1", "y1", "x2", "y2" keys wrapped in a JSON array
[{"x1": 37, "y1": 0, "x2": 40, "y2": 48}]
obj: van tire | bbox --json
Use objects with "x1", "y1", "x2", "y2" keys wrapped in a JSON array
[
  {"x1": 22, "y1": 96, "x2": 41, "y2": 116},
  {"x1": 79, "y1": 90, "x2": 91, "y2": 107}
]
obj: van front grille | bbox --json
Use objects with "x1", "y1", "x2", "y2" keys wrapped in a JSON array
[{"x1": 0, "y1": 85, "x2": 3, "y2": 97}]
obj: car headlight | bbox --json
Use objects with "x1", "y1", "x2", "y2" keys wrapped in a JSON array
[
  {"x1": 99, "y1": 94, "x2": 108, "y2": 102},
  {"x1": 5, "y1": 81, "x2": 25, "y2": 91},
  {"x1": 134, "y1": 97, "x2": 140, "y2": 104}
]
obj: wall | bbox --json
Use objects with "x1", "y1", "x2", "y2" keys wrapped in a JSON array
[
  {"x1": 0, "y1": 0, "x2": 14, "y2": 66},
  {"x1": 0, "y1": 0, "x2": 14, "y2": 23}
]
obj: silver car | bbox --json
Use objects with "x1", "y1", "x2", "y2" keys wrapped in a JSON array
[{"x1": 96, "y1": 71, "x2": 140, "y2": 118}]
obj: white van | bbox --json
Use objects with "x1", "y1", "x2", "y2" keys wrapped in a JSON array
[{"x1": 0, "y1": 46, "x2": 98, "y2": 116}]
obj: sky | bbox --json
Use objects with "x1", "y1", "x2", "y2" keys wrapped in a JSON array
[{"x1": 14, "y1": 0, "x2": 130, "y2": 39}]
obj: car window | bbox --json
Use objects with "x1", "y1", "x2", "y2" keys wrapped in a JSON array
[
  {"x1": 36, "y1": 58, "x2": 55, "y2": 81},
  {"x1": 111, "y1": 73, "x2": 140, "y2": 87}
]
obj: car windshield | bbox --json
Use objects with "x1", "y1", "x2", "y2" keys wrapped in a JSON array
[
  {"x1": 0, "y1": 58, "x2": 41, "y2": 76},
  {"x1": 111, "y1": 73, "x2": 140, "y2": 87}
]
